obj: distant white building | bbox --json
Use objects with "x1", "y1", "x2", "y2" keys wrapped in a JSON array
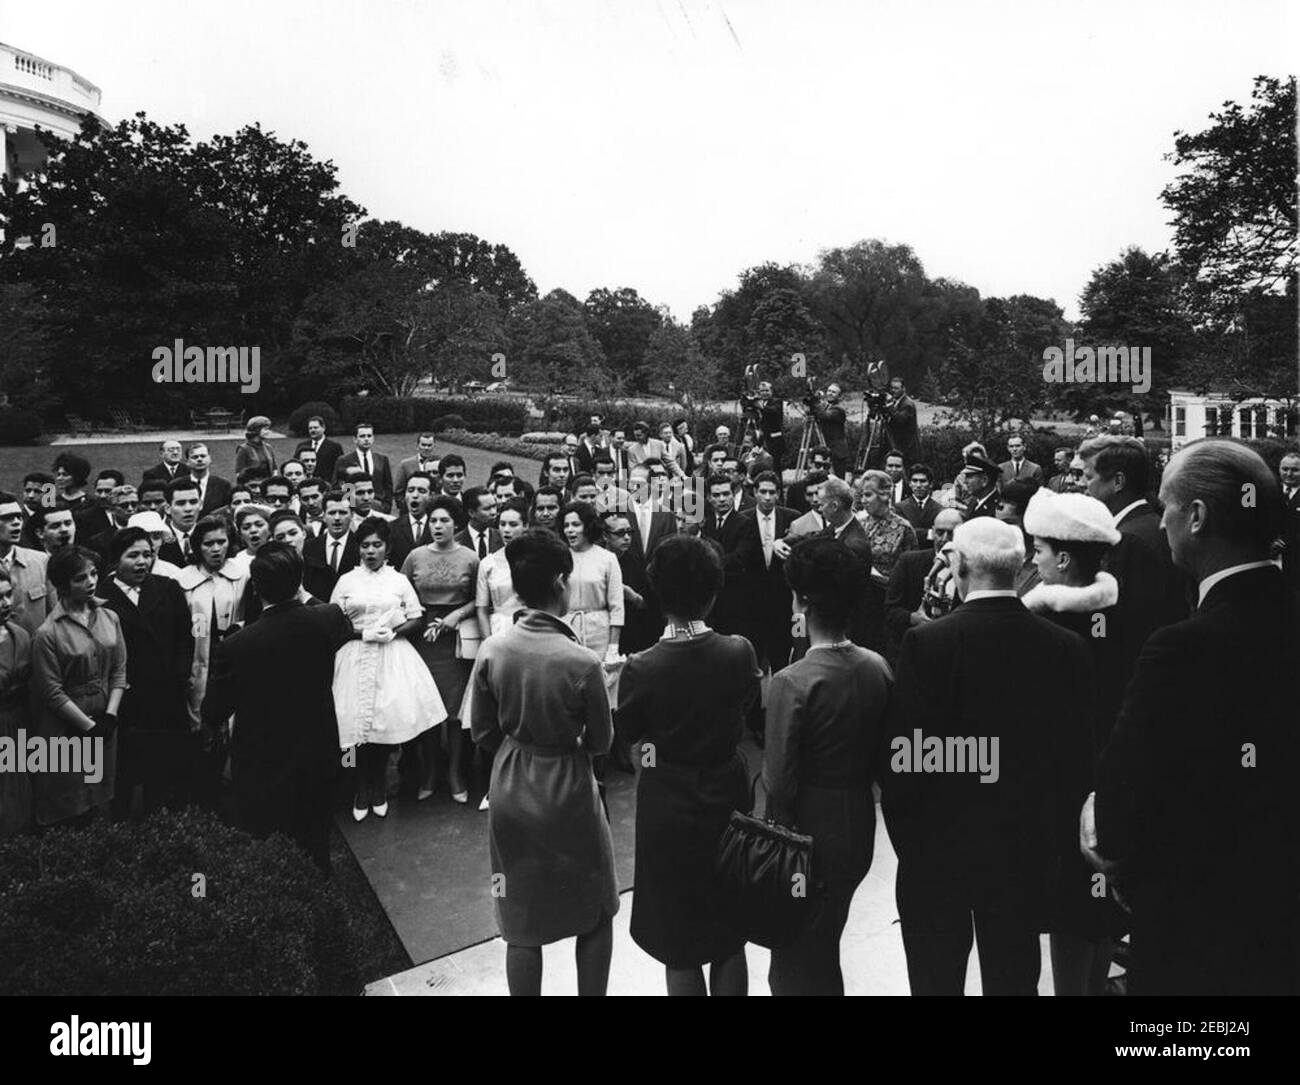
[
  {"x1": 1167, "y1": 387, "x2": 1297, "y2": 450},
  {"x1": 1, "y1": 41, "x2": 102, "y2": 182}
]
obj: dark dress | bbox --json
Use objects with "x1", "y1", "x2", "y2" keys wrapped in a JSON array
[
  {"x1": 763, "y1": 643, "x2": 892, "y2": 995},
  {"x1": 615, "y1": 630, "x2": 760, "y2": 968}
]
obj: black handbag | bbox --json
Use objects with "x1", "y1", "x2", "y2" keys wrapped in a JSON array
[{"x1": 714, "y1": 773, "x2": 822, "y2": 949}]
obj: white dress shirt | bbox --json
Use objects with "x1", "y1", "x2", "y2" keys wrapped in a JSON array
[
  {"x1": 756, "y1": 509, "x2": 776, "y2": 567},
  {"x1": 113, "y1": 577, "x2": 141, "y2": 606},
  {"x1": 964, "y1": 589, "x2": 1020, "y2": 602}
]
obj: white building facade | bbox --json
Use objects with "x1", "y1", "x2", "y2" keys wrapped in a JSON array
[
  {"x1": 1167, "y1": 388, "x2": 1297, "y2": 450},
  {"x1": 1, "y1": 41, "x2": 102, "y2": 182}
]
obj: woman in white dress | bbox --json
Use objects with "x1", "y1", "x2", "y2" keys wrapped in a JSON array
[
  {"x1": 475, "y1": 499, "x2": 528, "y2": 640},
  {"x1": 559, "y1": 501, "x2": 624, "y2": 659},
  {"x1": 332, "y1": 517, "x2": 446, "y2": 820}
]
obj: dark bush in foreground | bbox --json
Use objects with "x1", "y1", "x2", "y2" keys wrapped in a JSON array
[
  {"x1": 288, "y1": 401, "x2": 343, "y2": 438},
  {"x1": 0, "y1": 808, "x2": 359, "y2": 995}
]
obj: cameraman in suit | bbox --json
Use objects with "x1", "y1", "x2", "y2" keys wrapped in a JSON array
[{"x1": 883, "y1": 376, "x2": 921, "y2": 468}]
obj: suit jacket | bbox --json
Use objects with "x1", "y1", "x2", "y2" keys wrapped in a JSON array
[
  {"x1": 735, "y1": 506, "x2": 798, "y2": 598},
  {"x1": 883, "y1": 546, "x2": 936, "y2": 663},
  {"x1": 883, "y1": 394, "x2": 921, "y2": 464},
  {"x1": 965, "y1": 489, "x2": 999, "y2": 520},
  {"x1": 702, "y1": 509, "x2": 752, "y2": 633},
  {"x1": 1284, "y1": 486, "x2": 1300, "y2": 590},
  {"x1": 455, "y1": 525, "x2": 504, "y2": 558},
  {"x1": 202, "y1": 599, "x2": 353, "y2": 783},
  {"x1": 1095, "y1": 566, "x2": 1300, "y2": 994},
  {"x1": 158, "y1": 526, "x2": 192, "y2": 569},
  {"x1": 141, "y1": 462, "x2": 191, "y2": 485},
  {"x1": 393, "y1": 455, "x2": 440, "y2": 501},
  {"x1": 303, "y1": 530, "x2": 360, "y2": 602},
  {"x1": 75, "y1": 507, "x2": 119, "y2": 555},
  {"x1": 1106, "y1": 500, "x2": 1189, "y2": 655},
  {"x1": 614, "y1": 545, "x2": 660, "y2": 654},
  {"x1": 389, "y1": 515, "x2": 433, "y2": 571},
  {"x1": 1047, "y1": 473, "x2": 1069, "y2": 493},
  {"x1": 194, "y1": 475, "x2": 234, "y2": 517},
  {"x1": 100, "y1": 574, "x2": 194, "y2": 736},
  {"x1": 883, "y1": 597, "x2": 1093, "y2": 908},
  {"x1": 333, "y1": 451, "x2": 394, "y2": 512},
  {"x1": 627, "y1": 506, "x2": 676, "y2": 566},
  {"x1": 895, "y1": 496, "x2": 943, "y2": 539},
  {"x1": 999, "y1": 458, "x2": 1044, "y2": 486},
  {"x1": 295, "y1": 437, "x2": 345, "y2": 482}
]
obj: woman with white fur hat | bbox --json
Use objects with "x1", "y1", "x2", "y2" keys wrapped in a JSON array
[{"x1": 1022, "y1": 487, "x2": 1128, "y2": 997}]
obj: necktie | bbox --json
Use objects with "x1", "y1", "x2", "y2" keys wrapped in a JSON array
[
  {"x1": 761, "y1": 515, "x2": 773, "y2": 568},
  {"x1": 330, "y1": 539, "x2": 341, "y2": 572},
  {"x1": 363, "y1": 453, "x2": 372, "y2": 477},
  {"x1": 180, "y1": 533, "x2": 190, "y2": 560},
  {"x1": 477, "y1": 531, "x2": 487, "y2": 559}
]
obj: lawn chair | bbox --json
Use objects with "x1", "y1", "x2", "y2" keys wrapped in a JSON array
[{"x1": 65, "y1": 414, "x2": 97, "y2": 437}]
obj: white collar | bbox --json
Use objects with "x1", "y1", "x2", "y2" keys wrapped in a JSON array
[
  {"x1": 1113, "y1": 499, "x2": 1147, "y2": 526},
  {"x1": 1197, "y1": 561, "x2": 1276, "y2": 606},
  {"x1": 113, "y1": 576, "x2": 140, "y2": 599},
  {"x1": 660, "y1": 620, "x2": 711, "y2": 640},
  {"x1": 963, "y1": 589, "x2": 1020, "y2": 602}
]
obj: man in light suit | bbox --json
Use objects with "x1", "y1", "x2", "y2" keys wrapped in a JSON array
[
  {"x1": 333, "y1": 422, "x2": 394, "y2": 513},
  {"x1": 1089, "y1": 440, "x2": 1299, "y2": 994},
  {"x1": 0, "y1": 491, "x2": 50, "y2": 636},
  {"x1": 999, "y1": 435, "x2": 1045, "y2": 487},
  {"x1": 295, "y1": 415, "x2": 345, "y2": 483},
  {"x1": 393, "y1": 433, "x2": 439, "y2": 500}
]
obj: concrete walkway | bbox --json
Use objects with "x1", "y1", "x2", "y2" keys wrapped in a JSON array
[
  {"x1": 365, "y1": 811, "x2": 1058, "y2": 996},
  {"x1": 48, "y1": 429, "x2": 286, "y2": 445}
]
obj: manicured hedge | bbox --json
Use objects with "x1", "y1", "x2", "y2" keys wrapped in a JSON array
[
  {"x1": 340, "y1": 397, "x2": 530, "y2": 437},
  {"x1": 0, "y1": 808, "x2": 359, "y2": 996},
  {"x1": 288, "y1": 401, "x2": 343, "y2": 438}
]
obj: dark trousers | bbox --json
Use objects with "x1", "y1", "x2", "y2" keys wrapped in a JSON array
[
  {"x1": 897, "y1": 873, "x2": 1041, "y2": 995},
  {"x1": 233, "y1": 759, "x2": 333, "y2": 874}
]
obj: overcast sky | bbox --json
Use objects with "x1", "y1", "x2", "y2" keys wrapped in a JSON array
[{"x1": 6, "y1": 1, "x2": 1296, "y2": 320}]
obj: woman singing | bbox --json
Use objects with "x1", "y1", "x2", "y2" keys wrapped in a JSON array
[{"x1": 332, "y1": 518, "x2": 446, "y2": 820}]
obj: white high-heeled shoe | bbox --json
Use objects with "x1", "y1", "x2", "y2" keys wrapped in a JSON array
[
  {"x1": 352, "y1": 805, "x2": 368, "y2": 822},
  {"x1": 372, "y1": 801, "x2": 389, "y2": 818}
]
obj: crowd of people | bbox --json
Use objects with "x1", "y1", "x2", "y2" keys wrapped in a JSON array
[{"x1": 1, "y1": 406, "x2": 1297, "y2": 998}]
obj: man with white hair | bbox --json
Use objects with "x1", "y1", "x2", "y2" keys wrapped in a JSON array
[
  {"x1": 1087, "y1": 439, "x2": 1300, "y2": 995},
  {"x1": 883, "y1": 516, "x2": 1092, "y2": 995}
]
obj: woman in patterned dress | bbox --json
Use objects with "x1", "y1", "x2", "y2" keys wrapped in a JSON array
[{"x1": 402, "y1": 495, "x2": 479, "y2": 803}]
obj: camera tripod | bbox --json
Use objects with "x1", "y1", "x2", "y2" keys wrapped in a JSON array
[
  {"x1": 854, "y1": 396, "x2": 888, "y2": 475},
  {"x1": 793, "y1": 410, "x2": 825, "y2": 482}
]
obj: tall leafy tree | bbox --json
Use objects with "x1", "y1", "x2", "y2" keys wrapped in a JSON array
[
  {"x1": 1161, "y1": 75, "x2": 1298, "y2": 399},
  {"x1": 509, "y1": 289, "x2": 610, "y2": 409},
  {"x1": 640, "y1": 317, "x2": 720, "y2": 422},
  {"x1": 697, "y1": 262, "x2": 809, "y2": 391},
  {"x1": 584, "y1": 287, "x2": 662, "y2": 391}
]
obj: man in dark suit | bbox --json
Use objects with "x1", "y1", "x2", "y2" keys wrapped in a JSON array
[
  {"x1": 388, "y1": 471, "x2": 436, "y2": 570},
  {"x1": 185, "y1": 443, "x2": 234, "y2": 517},
  {"x1": 202, "y1": 543, "x2": 353, "y2": 873},
  {"x1": 998, "y1": 435, "x2": 1045, "y2": 486},
  {"x1": 455, "y1": 486, "x2": 503, "y2": 559},
  {"x1": 1078, "y1": 435, "x2": 1188, "y2": 650},
  {"x1": 392, "y1": 433, "x2": 439, "y2": 500},
  {"x1": 895, "y1": 464, "x2": 943, "y2": 542},
  {"x1": 702, "y1": 473, "x2": 752, "y2": 636},
  {"x1": 884, "y1": 517, "x2": 1093, "y2": 995},
  {"x1": 141, "y1": 440, "x2": 189, "y2": 487},
  {"x1": 84, "y1": 484, "x2": 140, "y2": 558},
  {"x1": 100, "y1": 526, "x2": 196, "y2": 816},
  {"x1": 883, "y1": 507, "x2": 962, "y2": 665},
  {"x1": 333, "y1": 422, "x2": 394, "y2": 513},
  {"x1": 1278, "y1": 450, "x2": 1300, "y2": 593},
  {"x1": 303, "y1": 490, "x2": 360, "y2": 601},
  {"x1": 625, "y1": 466, "x2": 676, "y2": 562},
  {"x1": 722, "y1": 455, "x2": 757, "y2": 515},
  {"x1": 600, "y1": 508, "x2": 658, "y2": 654},
  {"x1": 883, "y1": 376, "x2": 921, "y2": 468},
  {"x1": 574, "y1": 424, "x2": 604, "y2": 474},
  {"x1": 1087, "y1": 440, "x2": 1300, "y2": 995},
  {"x1": 295, "y1": 415, "x2": 345, "y2": 483},
  {"x1": 158, "y1": 476, "x2": 204, "y2": 566},
  {"x1": 813, "y1": 476, "x2": 877, "y2": 651},
  {"x1": 734, "y1": 470, "x2": 797, "y2": 738}
]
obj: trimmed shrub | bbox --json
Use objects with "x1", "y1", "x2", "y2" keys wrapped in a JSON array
[
  {"x1": 430, "y1": 414, "x2": 465, "y2": 433},
  {"x1": 0, "y1": 407, "x2": 43, "y2": 445},
  {"x1": 0, "y1": 808, "x2": 359, "y2": 995},
  {"x1": 437, "y1": 430, "x2": 550, "y2": 461},
  {"x1": 288, "y1": 401, "x2": 342, "y2": 438}
]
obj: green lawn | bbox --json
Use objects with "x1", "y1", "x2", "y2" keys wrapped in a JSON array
[{"x1": 0, "y1": 434, "x2": 534, "y2": 494}]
